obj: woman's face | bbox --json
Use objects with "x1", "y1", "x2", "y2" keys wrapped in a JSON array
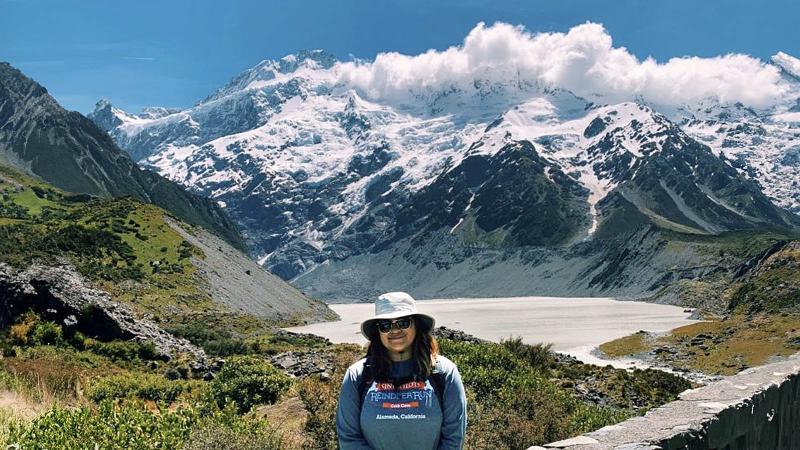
[{"x1": 378, "y1": 316, "x2": 416, "y2": 361}]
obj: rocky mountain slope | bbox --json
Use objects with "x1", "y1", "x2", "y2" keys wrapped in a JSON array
[
  {"x1": 91, "y1": 49, "x2": 800, "y2": 301},
  {"x1": 0, "y1": 62, "x2": 244, "y2": 250},
  {"x1": 0, "y1": 165, "x2": 336, "y2": 333}
]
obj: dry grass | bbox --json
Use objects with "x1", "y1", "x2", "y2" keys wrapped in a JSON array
[
  {"x1": 598, "y1": 314, "x2": 800, "y2": 375},
  {"x1": 598, "y1": 331, "x2": 650, "y2": 358},
  {"x1": 257, "y1": 395, "x2": 309, "y2": 449},
  {"x1": 664, "y1": 315, "x2": 800, "y2": 375},
  {"x1": 0, "y1": 357, "x2": 85, "y2": 403}
]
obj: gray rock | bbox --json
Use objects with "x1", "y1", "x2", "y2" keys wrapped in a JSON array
[
  {"x1": 433, "y1": 326, "x2": 488, "y2": 344},
  {"x1": 0, "y1": 261, "x2": 206, "y2": 362},
  {"x1": 268, "y1": 351, "x2": 335, "y2": 379}
]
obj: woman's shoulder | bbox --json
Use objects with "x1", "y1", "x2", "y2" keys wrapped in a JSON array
[
  {"x1": 343, "y1": 357, "x2": 368, "y2": 381},
  {"x1": 434, "y1": 354, "x2": 459, "y2": 374}
]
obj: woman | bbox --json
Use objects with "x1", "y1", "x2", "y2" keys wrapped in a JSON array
[{"x1": 336, "y1": 292, "x2": 467, "y2": 450}]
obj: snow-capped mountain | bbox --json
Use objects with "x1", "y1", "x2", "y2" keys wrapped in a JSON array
[{"x1": 90, "y1": 46, "x2": 800, "y2": 300}]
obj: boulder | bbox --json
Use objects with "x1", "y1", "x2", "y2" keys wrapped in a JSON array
[{"x1": 0, "y1": 261, "x2": 206, "y2": 363}]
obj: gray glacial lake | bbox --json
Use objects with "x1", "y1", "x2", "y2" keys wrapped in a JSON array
[{"x1": 285, "y1": 296, "x2": 700, "y2": 369}]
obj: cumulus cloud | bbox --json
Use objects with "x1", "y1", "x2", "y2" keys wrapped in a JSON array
[{"x1": 338, "y1": 22, "x2": 789, "y2": 109}]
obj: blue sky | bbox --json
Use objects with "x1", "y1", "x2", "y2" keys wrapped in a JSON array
[{"x1": 2, "y1": 0, "x2": 798, "y2": 113}]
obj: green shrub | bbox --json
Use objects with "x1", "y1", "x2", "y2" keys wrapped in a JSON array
[
  {"x1": 210, "y1": 356, "x2": 292, "y2": 413},
  {"x1": 438, "y1": 339, "x2": 524, "y2": 397},
  {"x1": 6, "y1": 312, "x2": 64, "y2": 347},
  {"x1": 83, "y1": 338, "x2": 158, "y2": 362},
  {"x1": 178, "y1": 241, "x2": 194, "y2": 259},
  {"x1": 7, "y1": 401, "x2": 284, "y2": 450},
  {"x1": 168, "y1": 323, "x2": 252, "y2": 356},
  {"x1": 568, "y1": 402, "x2": 630, "y2": 435},
  {"x1": 501, "y1": 337, "x2": 555, "y2": 372},
  {"x1": 86, "y1": 372, "x2": 201, "y2": 404},
  {"x1": 0, "y1": 407, "x2": 27, "y2": 447},
  {"x1": 267, "y1": 332, "x2": 330, "y2": 351},
  {"x1": 437, "y1": 339, "x2": 631, "y2": 448},
  {"x1": 29, "y1": 321, "x2": 64, "y2": 347}
]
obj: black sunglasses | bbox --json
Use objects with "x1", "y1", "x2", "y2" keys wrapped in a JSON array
[{"x1": 377, "y1": 317, "x2": 413, "y2": 333}]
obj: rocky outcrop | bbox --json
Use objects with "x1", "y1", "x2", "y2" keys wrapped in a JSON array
[
  {"x1": 0, "y1": 261, "x2": 206, "y2": 362},
  {"x1": 269, "y1": 350, "x2": 334, "y2": 380},
  {"x1": 433, "y1": 326, "x2": 489, "y2": 344}
]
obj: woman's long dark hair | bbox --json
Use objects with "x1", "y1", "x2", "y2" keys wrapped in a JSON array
[{"x1": 365, "y1": 316, "x2": 439, "y2": 381}]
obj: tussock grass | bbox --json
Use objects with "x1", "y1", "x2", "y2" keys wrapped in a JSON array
[
  {"x1": 599, "y1": 314, "x2": 800, "y2": 376},
  {"x1": 665, "y1": 315, "x2": 800, "y2": 375}
]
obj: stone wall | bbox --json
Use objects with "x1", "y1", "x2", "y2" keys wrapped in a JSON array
[{"x1": 531, "y1": 353, "x2": 800, "y2": 450}]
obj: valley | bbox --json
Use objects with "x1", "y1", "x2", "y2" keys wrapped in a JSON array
[{"x1": 1, "y1": 15, "x2": 799, "y2": 449}]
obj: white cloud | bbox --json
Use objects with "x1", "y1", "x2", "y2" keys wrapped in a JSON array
[{"x1": 338, "y1": 22, "x2": 790, "y2": 109}]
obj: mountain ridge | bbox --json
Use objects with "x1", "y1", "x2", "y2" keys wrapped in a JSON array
[
  {"x1": 0, "y1": 62, "x2": 245, "y2": 251},
  {"x1": 91, "y1": 50, "x2": 800, "y2": 299}
]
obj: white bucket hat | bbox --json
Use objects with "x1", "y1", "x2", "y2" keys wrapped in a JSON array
[{"x1": 361, "y1": 292, "x2": 435, "y2": 340}]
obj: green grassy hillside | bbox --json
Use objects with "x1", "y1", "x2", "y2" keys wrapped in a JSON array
[{"x1": 0, "y1": 165, "x2": 279, "y2": 336}]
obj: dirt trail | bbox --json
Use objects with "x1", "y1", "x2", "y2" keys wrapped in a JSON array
[{"x1": 0, "y1": 390, "x2": 45, "y2": 420}]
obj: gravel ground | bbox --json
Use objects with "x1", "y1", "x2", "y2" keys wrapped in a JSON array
[{"x1": 167, "y1": 217, "x2": 336, "y2": 325}]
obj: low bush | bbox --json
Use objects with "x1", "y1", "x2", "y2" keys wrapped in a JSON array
[
  {"x1": 0, "y1": 408, "x2": 28, "y2": 448},
  {"x1": 5, "y1": 313, "x2": 64, "y2": 349},
  {"x1": 86, "y1": 372, "x2": 202, "y2": 404},
  {"x1": 168, "y1": 323, "x2": 253, "y2": 356},
  {"x1": 29, "y1": 321, "x2": 64, "y2": 347},
  {"x1": 6, "y1": 401, "x2": 285, "y2": 450},
  {"x1": 209, "y1": 356, "x2": 292, "y2": 413},
  {"x1": 298, "y1": 376, "x2": 339, "y2": 450},
  {"x1": 6, "y1": 312, "x2": 158, "y2": 365},
  {"x1": 82, "y1": 338, "x2": 158, "y2": 363},
  {"x1": 438, "y1": 338, "x2": 631, "y2": 448},
  {"x1": 7, "y1": 312, "x2": 40, "y2": 346},
  {"x1": 501, "y1": 337, "x2": 555, "y2": 372}
]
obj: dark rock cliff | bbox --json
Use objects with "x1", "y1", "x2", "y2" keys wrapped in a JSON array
[{"x1": 0, "y1": 262, "x2": 206, "y2": 362}]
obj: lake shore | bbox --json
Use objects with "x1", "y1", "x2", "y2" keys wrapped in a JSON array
[{"x1": 285, "y1": 296, "x2": 701, "y2": 370}]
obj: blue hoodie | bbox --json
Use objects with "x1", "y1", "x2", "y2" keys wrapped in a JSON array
[{"x1": 336, "y1": 355, "x2": 467, "y2": 450}]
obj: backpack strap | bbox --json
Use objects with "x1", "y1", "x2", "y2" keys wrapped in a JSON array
[
  {"x1": 429, "y1": 357, "x2": 445, "y2": 411},
  {"x1": 356, "y1": 358, "x2": 374, "y2": 411}
]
